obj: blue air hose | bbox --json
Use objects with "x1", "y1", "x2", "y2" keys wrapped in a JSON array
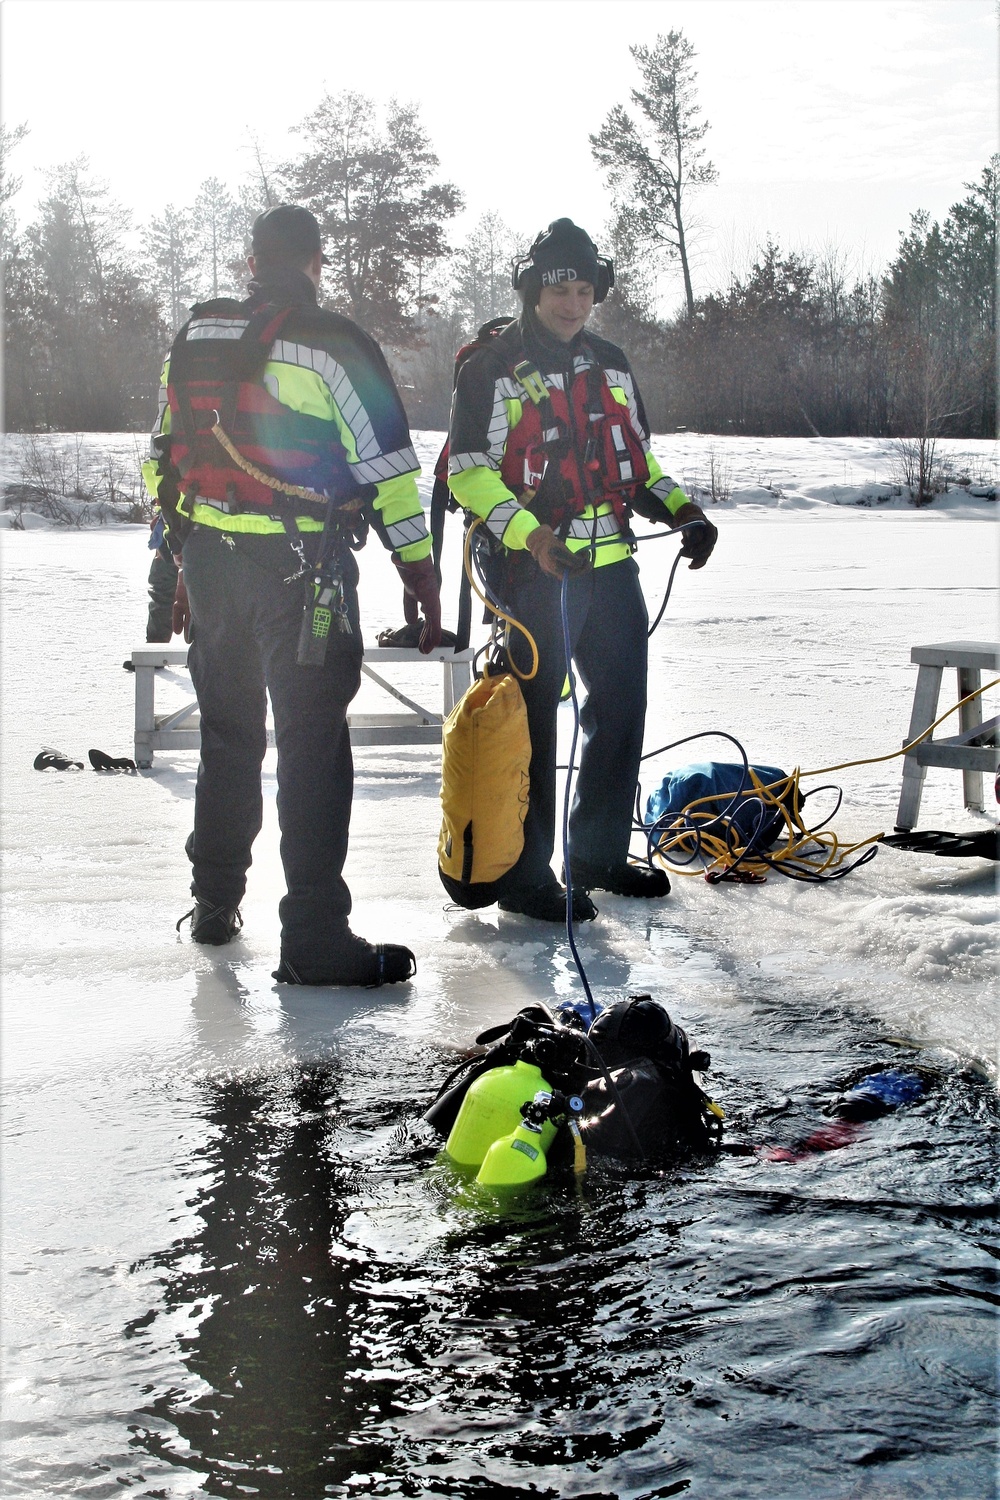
[{"x1": 559, "y1": 571, "x2": 599, "y2": 1025}]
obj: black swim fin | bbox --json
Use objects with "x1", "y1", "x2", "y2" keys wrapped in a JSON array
[{"x1": 89, "y1": 748, "x2": 137, "y2": 772}]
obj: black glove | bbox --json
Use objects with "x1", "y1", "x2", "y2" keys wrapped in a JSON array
[
  {"x1": 671, "y1": 502, "x2": 719, "y2": 570},
  {"x1": 171, "y1": 569, "x2": 192, "y2": 640},
  {"x1": 393, "y1": 555, "x2": 442, "y2": 653},
  {"x1": 525, "y1": 524, "x2": 591, "y2": 579}
]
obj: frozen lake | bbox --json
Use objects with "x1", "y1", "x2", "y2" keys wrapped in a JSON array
[{"x1": 1, "y1": 439, "x2": 997, "y2": 1496}]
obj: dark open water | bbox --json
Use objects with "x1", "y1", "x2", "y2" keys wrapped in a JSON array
[{"x1": 119, "y1": 986, "x2": 997, "y2": 1500}]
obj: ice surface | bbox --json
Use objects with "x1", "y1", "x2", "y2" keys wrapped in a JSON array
[{"x1": 1, "y1": 434, "x2": 997, "y2": 1492}]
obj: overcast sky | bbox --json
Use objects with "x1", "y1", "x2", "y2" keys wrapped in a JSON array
[{"x1": 2, "y1": 0, "x2": 996, "y2": 312}]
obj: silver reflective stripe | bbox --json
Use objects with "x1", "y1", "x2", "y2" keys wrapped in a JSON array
[
  {"x1": 269, "y1": 339, "x2": 382, "y2": 461},
  {"x1": 605, "y1": 367, "x2": 644, "y2": 437},
  {"x1": 486, "y1": 383, "x2": 511, "y2": 459},
  {"x1": 150, "y1": 383, "x2": 169, "y2": 456},
  {"x1": 385, "y1": 515, "x2": 430, "y2": 550},
  {"x1": 486, "y1": 498, "x2": 522, "y2": 542},
  {"x1": 566, "y1": 512, "x2": 623, "y2": 541},
  {"x1": 353, "y1": 445, "x2": 418, "y2": 485},
  {"x1": 186, "y1": 318, "x2": 250, "y2": 341},
  {"x1": 449, "y1": 450, "x2": 495, "y2": 475},
  {"x1": 648, "y1": 474, "x2": 679, "y2": 503}
]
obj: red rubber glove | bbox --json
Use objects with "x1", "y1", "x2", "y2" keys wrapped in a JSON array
[
  {"x1": 171, "y1": 569, "x2": 192, "y2": 642},
  {"x1": 393, "y1": 555, "x2": 442, "y2": 654}
]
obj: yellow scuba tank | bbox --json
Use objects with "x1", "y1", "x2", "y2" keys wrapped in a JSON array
[
  {"x1": 477, "y1": 1103, "x2": 550, "y2": 1188},
  {"x1": 445, "y1": 1060, "x2": 555, "y2": 1168}
]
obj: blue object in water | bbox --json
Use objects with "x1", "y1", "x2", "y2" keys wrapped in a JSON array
[
  {"x1": 645, "y1": 762, "x2": 794, "y2": 852},
  {"x1": 837, "y1": 1069, "x2": 926, "y2": 1121},
  {"x1": 556, "y1": 998, "x2": 604, "y2": 1031},
  {"x1": 846, "y1": 1070, "x2": 925, "y2": 1110}
]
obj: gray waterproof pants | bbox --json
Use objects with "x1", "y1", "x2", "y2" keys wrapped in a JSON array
[
  {"x1": 506, "y1": 556, "x2": 649, "y2": 890},
  {"x1": 181, "y1": 525, "x2": 363, "y2": 963}
]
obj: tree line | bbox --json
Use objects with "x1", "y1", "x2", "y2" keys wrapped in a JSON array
[{"x1": 2, "y1": 35, "x2": 995, "y2": 440}]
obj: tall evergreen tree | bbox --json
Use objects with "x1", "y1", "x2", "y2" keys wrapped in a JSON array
[
  {"x1": 145, "y1": 205, "x2": 199, "y2": 331},
  {"x1": 1, "y1": 122, "x2": 33, "y2": 429},
  {"x1": 450, "y1": 212, "x2": 520, "y2": 335},
  {"x1": 12, "y1": 158, "x2": 162, "y2": 429},
  {"x1": 191, "y1": 177, "x2": 243, "y2": 301},
  {"x1": 591, "y1": 31, "x2": 718, "y2": 318},
  {"x1": 287, "y1": 91, "x2": 462, "y2": 343}
]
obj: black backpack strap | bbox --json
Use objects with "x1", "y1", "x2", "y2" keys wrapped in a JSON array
[
  {"x1": 430, "y1": 460, "x2": 450, "y2": 579},
  {"x1": 168, "y1": 301, "x2": 297, "y2": 476}
]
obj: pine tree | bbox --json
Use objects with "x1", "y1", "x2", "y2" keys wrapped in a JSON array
[
  {"x1": 144, "y1": 205, "x2": 199, "y2": 331},
  {"x1": 450, "y1": 212, "x2": 520, "y2": 335},
  {"x1": 591, "y1": 31, "x2": 718, "y2": 318},
  {"x1": 287, "y1": 91, "x2": 462, "y2": 343},
  {"x1": 191, "y1": 177, "x2": 243, "y2": 301},
  {"x1": 18, "y1": 158, "x2": 162, "y2": 428}
]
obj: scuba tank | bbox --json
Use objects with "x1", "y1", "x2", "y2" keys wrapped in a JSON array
[
  {"x1": 446, "y1": 1059, "x2": 555, "y2": 1168},
  {"x1": 476, "y1": 1089, "x2": 587, "y2": 1188},
  {"x1": 428, "y1": 996, "x2": 721, "y2": 1189}
]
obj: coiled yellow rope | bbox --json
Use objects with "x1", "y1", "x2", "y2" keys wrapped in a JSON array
[
  {"x1": 463, "y1": 518, "x2": 539, "y2": 681},
  {"x1": 652, "y1": 677, "x2": 999, "y2": 882}
]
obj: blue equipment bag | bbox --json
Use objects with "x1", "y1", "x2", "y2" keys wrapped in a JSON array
[{"x1": 645, "y1": 761, "x2": 796, "y2": 854}]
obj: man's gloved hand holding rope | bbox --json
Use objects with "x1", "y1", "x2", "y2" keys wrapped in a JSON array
[
  {"x1": 671, "y1": 502, "x2": 718, "y2": 570},
  {"x1": 525, "y1": 524, "x2": 592, "y2": 579}
]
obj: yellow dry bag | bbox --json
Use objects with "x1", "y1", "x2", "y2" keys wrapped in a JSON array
[{"x1": 438, "y1": 670, "x2": 530, "y2": 907}]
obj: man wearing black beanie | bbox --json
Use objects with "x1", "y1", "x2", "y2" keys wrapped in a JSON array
[{"x1": 447, "y1": 218, "x2": 718, "y2": 922}]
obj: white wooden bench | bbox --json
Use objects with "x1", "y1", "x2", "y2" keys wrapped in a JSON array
[
  {"x1": 895, "y1": 641, "x2": 999, "y2": 829},
  {"x1": 130, "y1": 644, "x2": 473, "y2": 768}
]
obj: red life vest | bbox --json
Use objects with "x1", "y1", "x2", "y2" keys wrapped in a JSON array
[
  {"x1": 166, "y1": 299, "x2": 360, "y2": 513},
  {"x1": 498, "y1": 354, "x2": 650, "y2": 531},
  {"x1": 433, "y1": 322, "x2": 650, "y2": 533}
]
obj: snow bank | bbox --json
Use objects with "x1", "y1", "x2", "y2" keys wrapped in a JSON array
[{"x1": 2, "y1": 432, "x2": 997, "y2": 525}]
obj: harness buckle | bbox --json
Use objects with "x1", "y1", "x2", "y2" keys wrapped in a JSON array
[
  {"x1": 513, "y1": 360, "x2": 549, "y2": 406},
  {"x1": 524, "y1": 443, "x2": 547, "y2": 492}
]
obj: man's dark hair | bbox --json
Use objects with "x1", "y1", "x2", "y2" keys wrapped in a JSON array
[
  {"x1": 250, "y1": 205, "x2": 328, "y2": 278},
  {"x1": 251, "y1": 247, "x2": 314, "y2": 279}
]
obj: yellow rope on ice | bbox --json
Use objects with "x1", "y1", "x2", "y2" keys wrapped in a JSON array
[
  {"x1": 463, "y1": 518, "x2": 539, "y2": 682},
  {"x1": 651, "y1": 678, "x2": 998, "y2": 882}
]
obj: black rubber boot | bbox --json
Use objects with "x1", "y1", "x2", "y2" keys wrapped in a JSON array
[
  {"x1": 499, "y1": 883, "x2": 598, "y2": 923},
  {"x1": 176, "y1": 901, "x2": 244, "y2": 945},
  {"x1": 570, "y1": 862, "x2": 670, "y2": 898},
  {"x1": 272, "y1": 933, "x2": 416, "y2": 987}
]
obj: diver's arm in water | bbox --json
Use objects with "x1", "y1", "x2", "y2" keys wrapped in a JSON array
[{"x1": 758, "y1": 1070, "x2": 927, "y2": 1162}]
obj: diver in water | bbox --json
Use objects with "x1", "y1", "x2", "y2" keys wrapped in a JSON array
[{"x1": 425, "y1": 992, "x2": 930, "y2": 1183}]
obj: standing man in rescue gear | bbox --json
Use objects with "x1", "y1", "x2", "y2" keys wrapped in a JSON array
[
  {"x1": 144, "y1": 204, "x2": 441, "y2": 985},
  {"x1": 447, "y1": 218, "x2": 717, "y2": 923}
]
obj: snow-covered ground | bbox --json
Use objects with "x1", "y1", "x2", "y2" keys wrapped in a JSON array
[{"x1": 1, "y1": 434, "x2": 997, "y2": 1494}]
